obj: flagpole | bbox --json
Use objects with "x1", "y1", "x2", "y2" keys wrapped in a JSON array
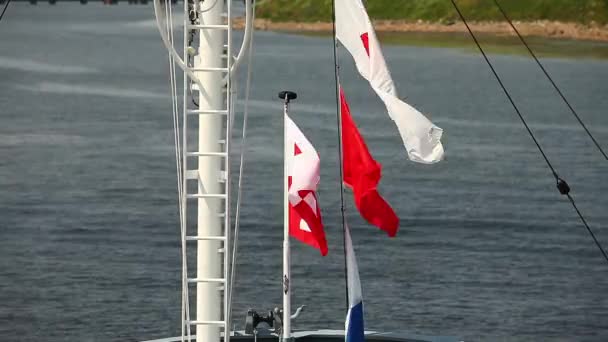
[
  {"x1": 331, "y1": 0, "x2": 349, "y2": 312},
  {"x1": 279, "y1": 90, "x2": 297, "y2": 342}
]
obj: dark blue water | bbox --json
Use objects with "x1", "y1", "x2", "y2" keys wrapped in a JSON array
[{"x1": 1, "y1": 4, "x2": 608, "y2": 342}]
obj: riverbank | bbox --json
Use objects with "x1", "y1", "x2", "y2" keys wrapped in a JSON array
[
  {"x1": 255, "y1": 0, "x2": 608, "y2": 26},
  {"x1": 234, "y1": 18, "x2": 608, "y2": 42}
]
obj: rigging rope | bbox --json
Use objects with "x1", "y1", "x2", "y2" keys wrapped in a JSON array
[
  {"x1": 449, "y1": 0, "x2": 608, "y2": 265},
  {"x1": 492, "y1": 0, "x2": 608, "y2": 161},
  {"x1": 226, "y1": 1, "x2": 258, "y2": 328},
  {"x1": 153, "y1": 0, "x2": 208, "y2": 99},
  {"x1": 0, "y1": 0, "x2": 10, "y2": 23},
  {"x1": 227, "y1": 0, "x2": 256, "y2": 327},
  {"x1": 176, "y1": 0, "x2": 194, "y2": 338},
  {"x1": 161, "y1": 1, "x2": 191, "y2": 340},
  {"x1": 331, "y1": 0, "x2": 350, "y2": 311}
]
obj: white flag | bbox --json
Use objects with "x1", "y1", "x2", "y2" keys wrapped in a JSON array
[{"x1": 335, "y1": 0, "x2": 444, "y2": 164}]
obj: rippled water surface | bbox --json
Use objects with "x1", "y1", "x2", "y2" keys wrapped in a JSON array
[{"x1": 1, "y1": 4, "x2": 608, "y2": 342}]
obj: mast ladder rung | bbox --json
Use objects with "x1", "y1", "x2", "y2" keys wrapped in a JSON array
[
  {"x1": 186, "y1": 193, "x2": 227, "y2": 199},
  {"x1": 191, "y1": 66, "x2": 229, "y2": 72},
  {"x1": 188, "y1": 24, "x2": 230, "y2": 30},
  {"x1": 186, "y1": 151, "x2": 228, "y2": 157},
  {"x1": 187, "y1": 277, "x2": 226, "y2": 284},
  {"x1": 186, "y1": 109, "x2": 228, "y2": 115},
  {"x1": 188, "y1": 320, "x2": 226, "y2": 326},
  {"x1": 186, "y1": 236, "x2": 226, "y2": 241}
]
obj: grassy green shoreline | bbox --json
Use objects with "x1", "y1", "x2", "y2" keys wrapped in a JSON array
[
  {"x1": 294, "y1": 30, "x2": 608, "y2": 60},
  {"x1": 255, "y1": 0, "x2": 608, "y2": 59},
  {"x1": 377, "y1": 31, "x2": 608, "y2": 59},
  {"x1": 257, "y1": 0, "x2": 608, "y2": 25}
]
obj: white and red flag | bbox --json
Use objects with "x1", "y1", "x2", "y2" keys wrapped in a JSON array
[
  {"x1": 335, "y1": 0, "x2": 444, "y2": 164},
  {"x1": 285, "y1": 114, "x2": 328, "y2": 256}
]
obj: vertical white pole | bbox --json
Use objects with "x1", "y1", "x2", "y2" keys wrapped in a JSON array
[
  {"x1": 282, "y1": 95, "x2": 292, "y2": 341},
  {"x1": 196, "y1": 1, "x2": 224, "y2": 342}
]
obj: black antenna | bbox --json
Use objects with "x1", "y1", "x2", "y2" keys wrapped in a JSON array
[
  {"x1": 449, "y1": 0, "x2": 608, "y2": 265},
  {"x1": 331, "y1": 0, "x2": 350, "y2": 311},
  {"x1": 492, "y1": 0, "x2": 607, "y2": 161}
]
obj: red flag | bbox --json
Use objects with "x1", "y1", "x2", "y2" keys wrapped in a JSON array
[
  {"x1": 286, "y1": 115, "x2": 328, "y2": 255},
  {"x1": 340, "y1": 87, "x2": 399, "y2": 237}
]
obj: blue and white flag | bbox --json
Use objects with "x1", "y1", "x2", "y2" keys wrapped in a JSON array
[{"x1": 345, "y1": 222, "x2": 364, "y2": 342}]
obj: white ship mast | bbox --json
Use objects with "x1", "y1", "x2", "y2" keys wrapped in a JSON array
[
  {"x1": 154, "y1": 0, "x2": 254, "y2": 341},
  {"x1": 186, "y1": 0, "x2": 232, "y2": 341}
]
